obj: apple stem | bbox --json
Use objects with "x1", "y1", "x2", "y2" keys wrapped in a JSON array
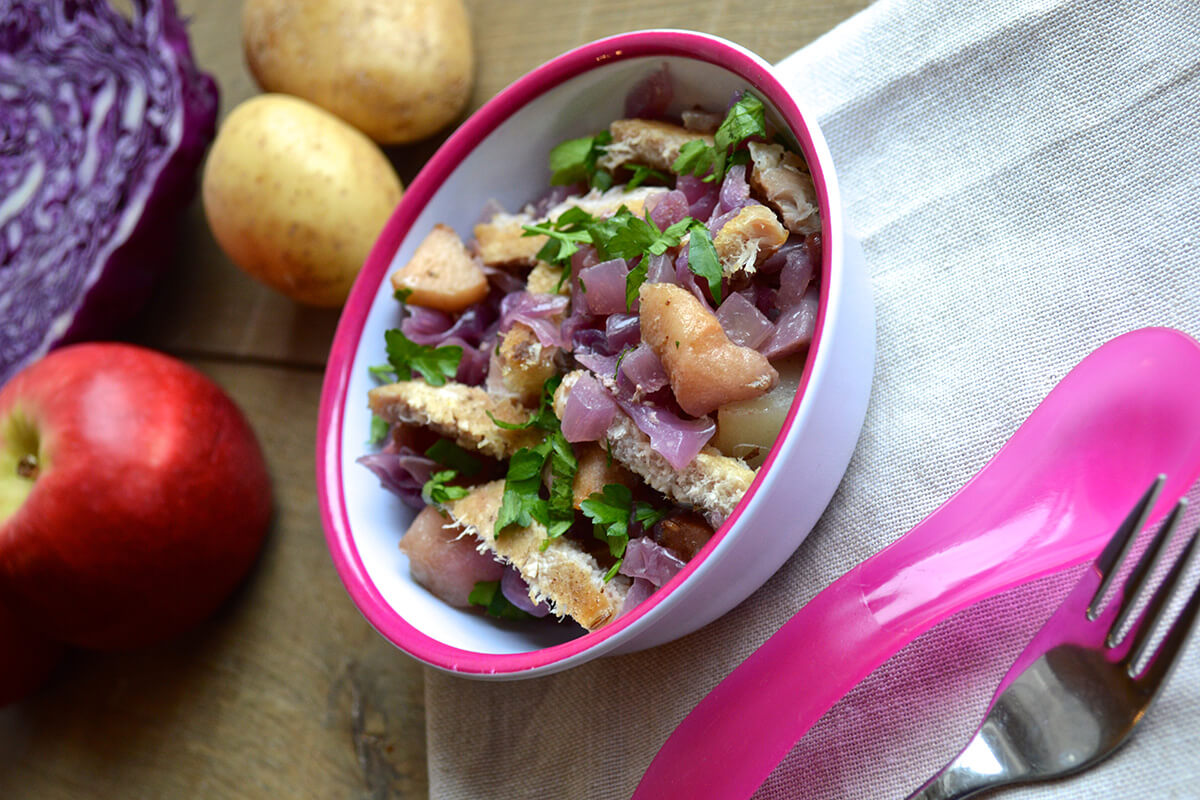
[{"x1": 16, "y1": 454, "x2": 38, "y2": 480}]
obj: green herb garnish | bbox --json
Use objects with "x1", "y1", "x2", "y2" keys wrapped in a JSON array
[
  {"x1": 625, "y1": 164, "x2": 671, "y2": 190},
  {"x1": 672, "y1": 92, "x2": 767, "y2": 183},
  {"x1": 422, "y1": 469, "x2": 471, "y2": 506},
  {"x1": 581, "y1": 484, "x2": 670, "y2": 580},
  {"x1": 548, "y1": 131, "x2": 614, "y2": 189},
  {"x1": 383, "y1": 329, "x2": 462, "y2": 387},
  {"x1": 468, "y1": 580, "x2": 531, "y2": 621},
  {"x1": 425, "y1": 439, "x2": 482, "y2": 477},
  {"x1": 686, "y1": 224, "x2": 724, "y2": 302},
  {"x1": 368, "y1": 414, "x2": 390, "y2": 446}
]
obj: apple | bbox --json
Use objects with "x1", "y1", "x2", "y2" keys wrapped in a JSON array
[
  {"x1": 0, "y1": 343, "x2": 272, "y2": 650},
  {"x1": 0, "y1": 598, "x2": 62, "y2": 706}
]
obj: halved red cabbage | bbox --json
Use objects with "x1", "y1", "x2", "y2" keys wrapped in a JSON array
[{"x1": 0, "y1": 0, "x2": 218, "y2": 384}]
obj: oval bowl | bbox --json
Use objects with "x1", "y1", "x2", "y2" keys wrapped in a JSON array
[{"x1": 316, "y1": 29, "x2": 875, "y2": 679}]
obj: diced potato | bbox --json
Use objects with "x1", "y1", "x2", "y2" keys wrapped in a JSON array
[
  {"x1": 571, "y1": 443, "x2": 637, "y2": 509},
  {"x1": 639, "y1": 283, "x2": 778, "y2": 417},
  {"x1": 713, "y1": 355, "x2": 807, "y2": 467},
  {"x1": 391, "y1": 223, "x2": 489, "y2": 312},
  {"x1": 399, "y1": 505, "x2": 502, "y2": 607},
  {"x1": 495, "y1": 323, "x2": 559, "y2": 407}
]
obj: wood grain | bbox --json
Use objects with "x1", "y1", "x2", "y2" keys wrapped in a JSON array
[{"x1": 1, "y1": 1, "x2": 868, "y2": 797}]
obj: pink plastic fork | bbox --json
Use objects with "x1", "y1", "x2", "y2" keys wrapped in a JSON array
[{"x1": 634, "y1": 327, "x2": 1200, "y2": 799}]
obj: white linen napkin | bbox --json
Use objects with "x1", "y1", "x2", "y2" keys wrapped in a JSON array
[{"x1": 425, "y1": 1, "x2": 1200, "y2": 796}]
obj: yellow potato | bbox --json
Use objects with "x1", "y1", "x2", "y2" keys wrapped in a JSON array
[
  {"x1": 713, "y1": 355, "x2": 808, "y2": 467},
  {"x1": 242, "y1": 0, "x2": 474, "y2": 145},
  {"x1": 202, "y1": 94, "x2": 403, "y2": 307}
]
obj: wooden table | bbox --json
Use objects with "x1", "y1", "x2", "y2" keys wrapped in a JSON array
[{"x1": 0, "y1": 1, "x2": 868, "y2": 796}]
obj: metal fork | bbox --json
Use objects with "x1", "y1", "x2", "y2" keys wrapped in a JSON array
[{"x1": 906, "y1": 475, "x2": 1200, "y2": 799}]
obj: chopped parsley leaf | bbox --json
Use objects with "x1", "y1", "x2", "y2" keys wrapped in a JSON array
[
  {"x1": 368, "y1": 414, "x2": 390, "y2": 446},
  {"x1": 581, "y1": 484, "x2": 671, "y2": 578},
  {"x1": 468, "y1": 580, "x2": 531, "y2": 620},
  {"x1": 548, "y1": 131, "x2": 614, "y2": 189},
  {"x1": 425, "y1": 439, "x2": 482, "y2": 477},
  {"x1": 421, "y1": 469, "x2": 470, "y2": 506},
  {"x1": 625, "y1": 164, "x2": 670, "y2": 190},
  {"x1": 384, "y1": 329, "x2": 462, "y2": 387},
  {"x1": 393, "y1": 287, "x2": 413, "y2": 303},
  {"x1": 672, "y1": 92, "x2": 767, "y2": 183},
  {"x1": 686, "y1": 223, "x2": 724, "y2": 302}
]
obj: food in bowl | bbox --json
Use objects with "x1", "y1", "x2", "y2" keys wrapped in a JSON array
[{"x1": 359, "y1": 69, "x2": 823, "y2": 631}]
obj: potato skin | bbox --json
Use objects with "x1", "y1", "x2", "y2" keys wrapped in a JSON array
[
  {"x1": 201, "y1": 94, "x2": 403, "y2": 307},
  {"x1": 242, "y1": 0, "x2": 474, "y2": 145}
]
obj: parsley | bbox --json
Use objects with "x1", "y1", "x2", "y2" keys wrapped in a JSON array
[
  {"x1": 422, "y1": 469, "x2": 471, "y2": 506},
  {"x1": 625, "y1": 164, "x2": 670, "y2": 190},
  {"x1": 368, "y1": 414, "x2": 390, "y2": 446},
  {"x1": 393, "y1": 287, "x2": 413, "y2": 303},
  {"x1": 425, "y1": 439, "x2": 482, "y2": 476},
  {"x1": 368, "y1": 363, "x2": 397, "y2": 383},
  {"x1": 625, "y1": 256, "x2": 649, "y2": 310},
  {"x1": 548, "y1": 131, "x2": 614, "y2": 189},
  {"x1": 493, "y1": 377, "x2": 579, "y2": 539},
  {"x1": 581, "y1": 484, "x2": 671, "y2": 581},
  {"x1": 384, "y1": 329, "x2": 462, "y2": 387},
  {"x1": 523, "y1": 206, "x2": 595, "y2": 266},
  {"x1": 468, "y1": 580, "x2": 531, "y2": 621},
  {"x1": 687, "y1": 223, "x2": 724, "y2": 302},
  {"x1": 590, "y1": 207, "x2": 689, "y2": 261},
  {"x1": 672, "y1": 92, "x2": 767, "y2": 183}
]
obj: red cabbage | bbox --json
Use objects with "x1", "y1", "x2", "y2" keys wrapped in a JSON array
[
  {"x1": 561, "y1": 372, "x2": 618, "y2": 442},
  {"x1": 579, "y1": 259, "x2": 631, "y2": 316},
  {"x1": 604, "y1": 313, "x2": 641, "y2": 352},
  {"x1": 677, "y1": 174, "x2": 719, "y2": 221},
  {"x1": 619, "y1": 343, "x2": 668, "y2": 395},
  {"x1": 619, "y1": 537, "x2": 685, "y2": 587},
  {"x1": 615, "y1": 394, "x2": 715, "y2": 471},
  {"x1": 760, "y1": 287, "x2": 820, "y2": 360},
  {"x1": 357, "y1": 445, "x2": 437, "y2": 509},
  {"x1": 716, "y1": 292, "x2": 773, "y2": 349},
  {"x1": 0, "y1": 0, "x2": 218, "y2": 384},
  {"x1": 619, "y1": 577, "x2": 656, "y2": 616},
  {"x1": 624, "y1": 64, "x2": 673, "y2": 120},
  {"x1": 717, "y1": 164, "x2": 751, "y2": 214},
  {"x1": 647, "y1": 190, "x2": 689, "y2": 230},
  {"x1": 498, "y1": 291, "x2": 568, "y2": 348},
  {"x1": 500, "y1": 566, "x2": 550, "y2": 617}
]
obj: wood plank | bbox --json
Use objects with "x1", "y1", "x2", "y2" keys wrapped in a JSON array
[{"x1": 0, "y1": 361, "x2": 426, "y2": 799}]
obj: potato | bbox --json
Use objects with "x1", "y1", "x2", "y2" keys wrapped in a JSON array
[
  {"x1": 242, "y1": 0, "x2": 474, "y2": 145},
  {"x1": 391, "y1": 224, "x2": 489, "y2": 312},
  {"x1": 202, "y1": 94, "x2": 403, "y2": 307},
  {"x1": 713, "y1": 355, "x2": 808, "y2": 467}
]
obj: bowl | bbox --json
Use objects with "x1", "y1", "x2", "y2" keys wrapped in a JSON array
[{"x1": 316, "y1": 29, "x2": 875, "y2": 679}]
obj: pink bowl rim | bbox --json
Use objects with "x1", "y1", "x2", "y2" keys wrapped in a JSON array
[{"x1": 316, "y1": 29, "x2": 837, "y2": 675}]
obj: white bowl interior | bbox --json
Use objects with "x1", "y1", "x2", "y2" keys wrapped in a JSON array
[{"x1": 341, "y1": 54, "x2": 807, "y2": 656}]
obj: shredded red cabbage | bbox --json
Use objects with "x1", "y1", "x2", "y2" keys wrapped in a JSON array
[
  {"x1": 561, "y1": 372, "x2": 618, "y2": 442},
  {"x1": 357, "y1": 445, "x2": 436, "y2": 510},
  {"x1": 0, "y1": 0, "x2": 218, "y2": 383},
  {"x1": 760, "y1": 287, "x2": 819, "y2": 360},
  {"x1": 619, "y1": 537, "x2": 686, "y2": 587},
  {"x1": 501, "y1": 566, "x2": 550, "y2": 617},
  {"x1": 618, "y1": 343, "x2": 669, "y2": 395},
  {"x1": 615, "y1": 394, "x2": 715, "y2": 471},
  {"x1": 716, "y1": 292, "x2": 774, "y2": 350},
  {"x1": 498, "y1": 291, "x2": 568, "y2": 348},
  {"x1": 604, "y1": 313, "x2": 641, "y2": 352},
  {"x1": 579, "y1": 259, "x2": 631, "y2": 316}
]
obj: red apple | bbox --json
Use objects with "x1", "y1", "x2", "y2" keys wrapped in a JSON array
[
  {"x1": 0, "y1": 343, "x2": 272, "y2": 650},
  {"x1": 0, "y1": 598, "x2": 62, "y2": 706}
]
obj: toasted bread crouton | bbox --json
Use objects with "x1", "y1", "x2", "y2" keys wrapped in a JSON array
[
  {"x1": 713, "y1": 205, "x2": 788, "y2": 277},
  {"x1": 368, "y1": 381, "x2": 541, "y2": 459},
  {"x1": 445, "y1": 480, "x2": 630, "y2": 630},
  {"x1": 747, "y1": 141, "x2": 820, "y2": 235},
  {"x1": 495, "y1": 323, "x2": 559, "y2": 407},
  {"x1": 391, "y1": 224, "x2": 490, "y2": 312},
  {"x1": 572, "y1": 442, "x2": 638, "y2": 509},
  {"x1": 525, "y1": 261, "x2": 568, "y2": 295},
  {"x1": 553, "y1": 371, "x2": 756, "y2": 525},
  {"x1": 598, "y1": 119, "x2": 714, "y2": 173},
  {"x1": 473, "y1": 186, "x2": 669, "y2": 267}
]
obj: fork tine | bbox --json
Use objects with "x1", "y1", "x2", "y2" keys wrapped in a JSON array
[
  {"x1": 1129, "y1": 524, "x2": 1200, "y2": 682},
  {"x1": 1089, "y1": 475, "x2": 1164, "y2": 619},
  {"x1": 1107, "y1": 499, "x2": 1189, "y2": 647}
]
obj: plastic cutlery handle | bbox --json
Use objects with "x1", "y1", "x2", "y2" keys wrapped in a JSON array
[{"x1": 633, "y1": 327, "x2": 1200, "y2": 799}]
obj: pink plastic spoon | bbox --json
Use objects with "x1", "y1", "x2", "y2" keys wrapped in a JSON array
[{"x1": 634, "y1": 327, "x2": 1200, "y2": 799}]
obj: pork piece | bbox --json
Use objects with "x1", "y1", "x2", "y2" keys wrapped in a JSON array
[
  {"x1": 654, "y1": 511, "x2": 715, "y2": 561},
  {"x1": 492, "y1": 323, "x2": 559, "y2": 407},
  {"x1": 390, "y1": 224, "x2": 490, "y2": 312},
  {"x1": 747, "y1": 141, "x2": 821, "y2": 235},
  {"x1": 571, "y1": 442, "x2": 638, "y2": 509},
  {"x1": 713, "y1": 205, "x2": 788, "y2": 277},
  {"x1": 399, "y1": 505, "x2": 502, "y2": 607},
  {"x1": 639, "y1": 283, "x2": 778, "y2": 417},
  {"x1": 598, "y1": 118, "x2": 714, "y2": 173}
]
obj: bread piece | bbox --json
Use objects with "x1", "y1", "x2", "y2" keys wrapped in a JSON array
[
  {"x1": 554, "y1": 371, "x2": 756, "y2": 525},
  {"x1": 713, "y1": 205, "x2": 788, "y2": 277},
  {"x1": 598, "y1": 119, "x2": 714, "y2": 173},
  {"x1": 494, "y1": 324, "x2": 559, "y2": 407},
  {"x1": 445, "y1": 480, "x2": 630, "y2": 630},
  {"x1": 473, "y1": 185, "x2": 668, "y2": 267},
  {"x1": 572, "y1": 442, "x2": 638, "y2": 509},
  {"x1": 390, "y1": 224, "x2": 490, "y2": 312},
  {"x1": 525, "y1": 261, "x2": 568, "y2": 295},
  {"x1": 368, "y1": 381, "x2": 541, "y2": 459},
  {"x1": 747, "y1": 141, "x2": 820, "y2": 235}
]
